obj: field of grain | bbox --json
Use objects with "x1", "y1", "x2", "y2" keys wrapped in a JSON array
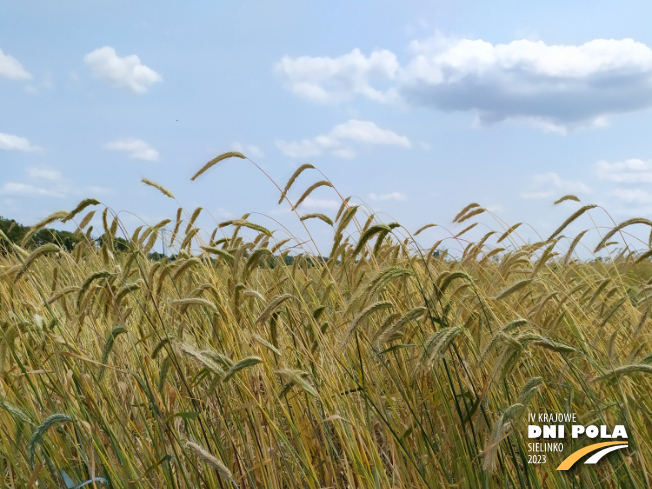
[{"x1": 0, "y1": 155, "x2": 651, "y2": 488}]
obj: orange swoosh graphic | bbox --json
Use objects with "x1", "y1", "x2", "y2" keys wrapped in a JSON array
[{"x1": 557, "y1": 441, "x2": 628, "y2": 470}]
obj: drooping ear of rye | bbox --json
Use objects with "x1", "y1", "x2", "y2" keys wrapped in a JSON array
[
  {"x1": 63, "y1": 198, "x2": 100, "y2": 223},
  {"x1": 453, "y1": 203, "x2": 481, "y2": 223},
  {"x1": 548, "y1": 204, "x2": 597, "y2": 240},
  {"x1": 191, "y1": 151, "x2": 246, "y2": 181},
  {"x1": 142, "y1": 178, "x2": 175, "y2": 199},
  {"x1": 497, "y1": 222, "x2": 522, "y2": 243},
  {"x1": 278, "y1": 163, "x2": 315, "y2": 204},
  {"x1": 292, "y1": 181, "x2": 334, "y2": 211},
  {"x1": 184, "y1": 440, "x2": 235, "y2": 482},
  {"x1": 594, "y1": 218, "x2": 652, "y2": 253},
  {"x1": 353, "y1": 223, "x2": 399, "y2": 257},
  {"x1": 456, "y1": 207, "x2": 485, "y2": 224},
  {"x1": 185, "y1": 207, "x2": 203, "y2": 235},
  {"x1": 300, "y1": 213, "x2": 333, "y2": 226},
  {"x1": 563, "y1": 229, "x2": 589, "y2": 265},
  {"x1": 169, "y1": 207, "x2": 183, "y2": 245},
  {"x1": 14, "y1": 243, "x2": 61, "y2": 282},
  {"x1": 414, "y1": 223, "x2": 436, "y2": 236},
  {"x1": 77, "y1": 210, "x2": 96, "y2": 233},
  {"x1": 99, "y1": 326, "x2": 127, "y2": 380},
  {"x1": 554, "y1": 194, "x2": 580, "y2": 205},
  {"x1": 28, "y1": 414, "x2": 73, "y2": 467},
  {"x1": 21, "y1": 210, "x2": 69, "y2": 247}
]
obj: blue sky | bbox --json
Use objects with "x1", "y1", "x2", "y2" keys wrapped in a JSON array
[{"x1": 3, "y1": 0, "x2": 652, "y2": 254}]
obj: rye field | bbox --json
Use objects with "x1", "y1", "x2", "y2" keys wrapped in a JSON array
[{"x1": 0, "y1": 155, "x2": 651, "y2": 488}]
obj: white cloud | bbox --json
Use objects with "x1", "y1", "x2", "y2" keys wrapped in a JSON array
[
  {"x1": 332, "y1": 119, "x2": 410, "y2": 146},
  {"x1": 214, "y1": 208, "x2": 235, "y2": 219},
  {"x1": 277, "y1": 37, "x2": 652, "y2": 131},
  {"x1": 299, "y1": 197, "x2": 340, "y2": 210},
  {"x1": 520, "y1": 191, "x2": 551, "y2": 200},
  {"x1": 0, "y1": 133, "x2": 40, "y2": 152},
  {"x1": 485, "y1": 204, "x2": 504, "y2": 213},
  {"x1": 276, "y1": 140, "x2": 327, "y2": 159},
  {"x1": 596, "y1": 159, "x2": 652, "y2": 183},
  {"x1": 0, "y1": 48, "x2": 32, "y2": 80},
  {"x1": 275, "y1": 48, "x2": 400, "y2": 104},
  {"x1": 521, "y1": 172, "x2": 590, "y2": 200},
  {"x1": 369, "y1": 192, "x2": 407, "y2": 202},
  {"x1": 75, "y1": 185, "x2": 113, "y2": 196},
  {"x1": 276, "y1": 119, "x2": 411, "y2": 159},
  {"x1": 402, "y1": 37, "x2": 652, "y2": 130},
  {"x1": 104, "y1": 138, "x2": 159, "y2": 161},
  {"x1": 610, "y1": 188, "x2": 652, "y2": 204},
  {"x1": 0, "y1": 183, "x2": 64, "y2": 198},
  {"x1": 24, "y1": 77, "x2": 54, "y2": 95},
  {"x1": 271, "y1": 196, "x2": 340, "y2": 217},
  {"x1": 28, "y1": 167, "x2": 61, "y2": 181},
  {"x1": 0, "y1": 167, "x2": 113, "y2": 202},
  {"x1": 331, "y1": 147, "x2": 357, "y2": 159},
  {"x1": 84, "y1": 47, "x2": 162, "y2": 94},
  {"x1": 232, "y1": 141, "x2": 264, "y2": 158}
]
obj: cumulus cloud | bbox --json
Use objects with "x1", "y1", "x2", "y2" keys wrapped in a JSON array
[
  {"x1": 0, "y1": 48, "x2": 32, "y2": 80},
  {"x1": 277, "y1": 36, "x2": 652, "y2": 131},
  {"x1": 610, "y1": 188, "x2": 652, "y2": 204},
  {"x1": 232, "y1": 141, "x2": 264, "y2": 158},
  {"x1": 84, "y1": 47, "x2": 162, "y2": 94},
  {"x1": 276, "y1": 119, "x2": 411, "y2": 158},
  {"x1": 369, "y1": 192, "x2": 407, "y2": 202},
  {"x1": 0, "y1": 133, "x2": 40, "y2": 152},
  {"x1": 104, "y1": 138, "x2": 159, "y2": 161},
  {"x1": 299, "y1": 197, "x2": 340, "y2": 210},
  {"x1": 0, "y1": 183, "x2": 64, "y2": 198},
  {"x1": 271, "y1": 196, "x2": 340, "y2": 217},
  {"x1": 521, "y1": 173, "x2": 590, "y2": 200},
  {"x1": 76, "y1": 185, "x2": 112, "y2": 196},
  {"x1": 485, "y1": 204, "x2": 504, "y2": 213},
  {"x1": 275, "y1": 48, "x2": 399, "y2": 104},
  {"x1": 28, "y1": 167, "x2": 61, "y2": 181},
  {"x1": 596, "y1": 159, "x2": 652, "y2": 183},
  {"x1": 1, "y1": 166, "x2": 113, "y2": 202},
  {"x1": 401, "y1": 37, "x2": 652, "y2": 131}
]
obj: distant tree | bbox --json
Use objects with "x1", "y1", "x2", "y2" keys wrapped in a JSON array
[
  {"x1": 33, "y1": 228, "x2": 81, "y2": 251},
  {"x1": 96, "y1": 234, "x2": 130, "y2": 252},
  {"x1": 147, "y1": 251, "x2": 166, "y2": 261},
  {"x1": 0, "y1": 216, "x2": 28, "y2": 244},
  {"x1": 0, "y1": 216, "x2": 81, "y2": 251}
]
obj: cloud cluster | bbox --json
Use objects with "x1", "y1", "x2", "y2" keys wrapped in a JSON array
[
  {"x1": 232, "y1": 141, "x2": 264, "y2": 159},
  {"x1": 0, "y1": 48, "x2": 32, "y2": 80},
  {"x1": 596, "y1": 159, "x2": 652, "y2": 210},
  {"x1": 610, "y1": 188, "x2": 652, "y2": 204},
  {"x1": 0, "y1": 166, "x2": 112, "y2": 200},
  {"x1": 84, "y1": 47, "x2": 162, "y2": 94},
  {"x1": 275, "y1": 49, "x2": 399, "y2": 104},
  {"x1": 104, "y1": 138, "x2": 159, "y2": 161},
  {"x1": 596, "y1": 159, "x2": 652, "y2": 183},
  {"x1": 299, "y1": 197, "x2": 340, "y2": 210},
  {"x1": 28, "y1": 167, "x2": 62, "y2": 181},
  {"x1": 0, "y1": 133, "x2": 40, "y2": 152},
  {"x1": 369, "y1": 192, "x2": 407, "y2": 202},
  {"x1": 276, "y1": 119, "x2": 410, "y2": 159},
  {"x1": 0, "y1": 183, "x2": 64, "y2": 198},
  {"x1": 521, "y1": 172, "x2": 590, "y2": 200},
  {"x1": 276, "y1": 37, "x2": 652, "y2": 131}
]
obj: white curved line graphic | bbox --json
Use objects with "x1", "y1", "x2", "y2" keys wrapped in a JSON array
[{"x1": 584, "y1": 444, "x2": 628, "y2": 464}]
